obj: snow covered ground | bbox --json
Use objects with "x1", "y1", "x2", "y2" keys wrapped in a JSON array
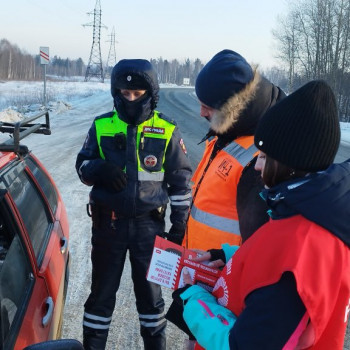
[
  {"x1": 0, "y1": 79, "x2": 110, "y2": 120},
  {"x1": 341, "y1": 121, "x2": 350, "y2": 144},
  {"x1": 1, "y1": 79, "x2": 349, "y2": 144}
]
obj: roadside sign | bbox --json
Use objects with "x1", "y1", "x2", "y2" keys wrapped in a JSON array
[
  {"x1": 40, "y1": 47, "x2": 49, "y2": 65},
  {"x1": 40, "y1": 46, "x2": 49, "y2": 108}
]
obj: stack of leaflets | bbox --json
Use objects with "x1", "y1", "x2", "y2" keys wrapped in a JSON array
[{"x1": 147, "y1": 236, "x2": 221, "y2": 292}]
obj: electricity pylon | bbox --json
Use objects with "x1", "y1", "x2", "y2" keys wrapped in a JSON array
[
  {"x1": 105, "y1": 26, "x2": 118, "y2": 78},
  {"x1": 83, "y1": 0, "x2": 107, "y2": 82}
]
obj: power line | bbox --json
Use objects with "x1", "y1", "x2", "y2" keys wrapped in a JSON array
[
  {"x1": 83, "y1": 0, "x2": 107, "y2": 82},
  {"x1": 105, "y1": 26, "x2": 118, "y2": 78}
]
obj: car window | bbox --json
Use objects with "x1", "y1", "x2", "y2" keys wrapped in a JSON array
[
  {"x1": 26, "y1": 157, "x2": 58, "y2": 214},
  {"x1": 8, "y1": 171, "x2": 52, "y2": 264},
  {"x1": 0, "y1": 212, "x2": 33, "y2": 350}
]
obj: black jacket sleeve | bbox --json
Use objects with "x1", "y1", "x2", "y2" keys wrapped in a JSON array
[
  {"x1": 237, "y1": 156, "x2": 269, "y2": 242},
  {"x1": 75, "y1": 120, "x2": 105, "y2": 186},
  {"x1": 229, "y1": 272, "x2": 306, "y2": 349},
  {"x1": 163, "y1": 126, "x2": 193, "y2": 227}
]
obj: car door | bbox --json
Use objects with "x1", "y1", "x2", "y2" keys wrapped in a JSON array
[
  {"x1": 24, "y1": 155, "x2": 69, "y2": 340},
  {"x1": 0, "y1": 158, "x2": 67, "y2": 349},
  {"x1": 0, "y1": 193, "x2": 48, "y2": 350}
]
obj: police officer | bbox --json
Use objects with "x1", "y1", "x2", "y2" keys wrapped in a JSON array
[{"x1": 76, "y1": 59, "x2": 192, "y2": 350}]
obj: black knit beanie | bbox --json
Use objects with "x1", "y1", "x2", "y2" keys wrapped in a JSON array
[
  {"x1": 195, "y1": 49, "x2": 254, "y2": 109},
  {"x1": 254, "y1": 80, "x2": 340, "y2": 172}
]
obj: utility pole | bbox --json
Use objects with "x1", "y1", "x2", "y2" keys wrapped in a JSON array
[
  {"x1": 83, "y1": 0, "x2": 107, "y2": 82},
  {"x1": 105, "y1": 26, "x2": 118, "y2": 78}
]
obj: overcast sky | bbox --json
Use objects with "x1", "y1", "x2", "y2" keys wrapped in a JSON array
[{"x1": 2, "y1": 0, "x2": 288, "y2": 68}]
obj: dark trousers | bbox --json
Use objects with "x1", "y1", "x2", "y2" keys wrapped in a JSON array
[{"x1": 83, "y1": 213, "x2": 166, "y2": 350}]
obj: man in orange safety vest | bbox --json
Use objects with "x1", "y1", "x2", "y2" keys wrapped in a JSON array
[{"x1": 184, "y1": 49, "x2": 286, "y2": 250}]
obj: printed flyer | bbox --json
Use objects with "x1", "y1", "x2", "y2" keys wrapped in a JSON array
[{"x1": 147, "y1": 236, "x2": 220, "y2": 291}]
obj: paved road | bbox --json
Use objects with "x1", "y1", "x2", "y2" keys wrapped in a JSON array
[{"x1": 25, "y1": 87, "x2": 349, "y2": 349}]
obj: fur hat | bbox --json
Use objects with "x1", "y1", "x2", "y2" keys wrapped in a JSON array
[
  {"x1": 111, "y1": 59, "x2": 159, "y2": 109},
  {"x1": 195, "y1": 50, "x2": 254, "y2": 110},
  {"x1": 254, "y1": 80, "x2": 340, "y2": 171},
  {"x1": 113, "y1": 73, "x2": 150, "y2": 90}
]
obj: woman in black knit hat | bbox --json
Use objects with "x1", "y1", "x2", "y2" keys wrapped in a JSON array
[{"x1": 171, "y1": 80, "x2": 350, "y2": 349}]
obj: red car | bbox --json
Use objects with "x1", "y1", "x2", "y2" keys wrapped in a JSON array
[{"x1": 0, "y1": 111, "x2": 70, "y2": 350}]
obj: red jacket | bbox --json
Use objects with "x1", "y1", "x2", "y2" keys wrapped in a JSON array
[{"x1": 213, "y1": 215, "x2": 350, "y2": 349}]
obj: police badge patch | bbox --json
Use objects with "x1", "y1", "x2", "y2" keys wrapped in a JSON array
[
  {"x1": 179, "y1": 138, "x2": 187, "y2": 154},
  {"x1": 144, "y1": 155, "x2": 158, "y2": 168}
]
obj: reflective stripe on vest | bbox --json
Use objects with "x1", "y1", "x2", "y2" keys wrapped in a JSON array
[
  {"x1": 138, "y1": 171, "x2": 164, "y2": 181},
  {"x1": 223, "y1": 142, "x2": 257, "y2": 167},
  {"x1": 191, "y1": 203, "x2": 241, "y2": 235},
  {"x1": 94, "y1": 111, "x2": 175, "y2": 181}
]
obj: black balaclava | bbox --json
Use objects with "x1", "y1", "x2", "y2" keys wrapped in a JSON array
[
  {"x1": 111, "y1": 59, "x2": 159, "y2": 125},
  {"x1": 114, "y1": 92, "x2": 152, "y2": 125}
]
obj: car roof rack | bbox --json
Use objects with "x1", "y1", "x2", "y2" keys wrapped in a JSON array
[{"x1": 0, "y1": 110, "x2": 51, "y2": 154}]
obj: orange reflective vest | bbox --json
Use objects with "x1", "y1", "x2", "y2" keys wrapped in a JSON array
[
  {"x1": 185, "y1": 135, "x2": 258, "y2": 250},
  {"x1": 213, "y1": 215, "x2": 350, "y2": 349}
]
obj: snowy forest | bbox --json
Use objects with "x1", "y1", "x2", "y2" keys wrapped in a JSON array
[
  {"x1": 272, "y1": 0, "x2": 350, "y2": 122},
  {"x1": 0, "y1": 0, "x2": 349, "y2": 121}
]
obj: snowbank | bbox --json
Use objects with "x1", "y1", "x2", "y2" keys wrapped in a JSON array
[
  {"x1": 0, "y1": 109, "x2": 24, "y2": 122},
  {"x1": 340, "y1": 122, "x2": 350, "y2": 144},
  {"x1": 53, "y1": 101, "x2": 72, "y2": 114}
]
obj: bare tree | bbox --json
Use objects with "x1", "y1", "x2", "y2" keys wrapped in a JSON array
[
  {"x1": 273, "y1": 0, "x2": 350, "y2": 120},
  {"x1": 273, "y1": 10, "x2": 300, "y2": 92}
]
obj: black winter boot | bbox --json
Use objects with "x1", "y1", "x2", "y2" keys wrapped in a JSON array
[
  {"x1": 142, "y1": 333, "x2": 166, "y2": 350},
  {"x1": 83, "y1": 329, "x2": 109, "y2": 350}
]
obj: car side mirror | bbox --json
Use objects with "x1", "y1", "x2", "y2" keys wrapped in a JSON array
[{"x1": 23, "y1": 339, "x2": 84, "y2": 350}]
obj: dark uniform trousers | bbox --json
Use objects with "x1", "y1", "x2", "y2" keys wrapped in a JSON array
[{"x1": 83, "y1": 211, "x2": 166, "y2": 350}]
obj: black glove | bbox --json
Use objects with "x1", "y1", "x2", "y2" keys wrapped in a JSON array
[
  {"x1": 166, "y1": 285, "x2": 194, "y2": 337},
  {"x1": 161, "y1": 223, "x2": 185, "y2": 245},
  {"x1": 207, "y1": 248, "x2": 226, "y2": 264},
  {"x1": 96, "y1": 161, "x2": 127, "y2": 191},
  {"x1": 172, "y1": 284, "x2": 192, "y2": 305}
]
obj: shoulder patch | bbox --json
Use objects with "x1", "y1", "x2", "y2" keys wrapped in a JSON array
[
  {"x1": 179, "y1": 138, "x2": 187, "y2": 155},
  {"x1": 157, "y1": 112, "x2": 177, "y2": 126},
  {"x1": 95, "y1": 111, "x2": 115, "y2": 121}
]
